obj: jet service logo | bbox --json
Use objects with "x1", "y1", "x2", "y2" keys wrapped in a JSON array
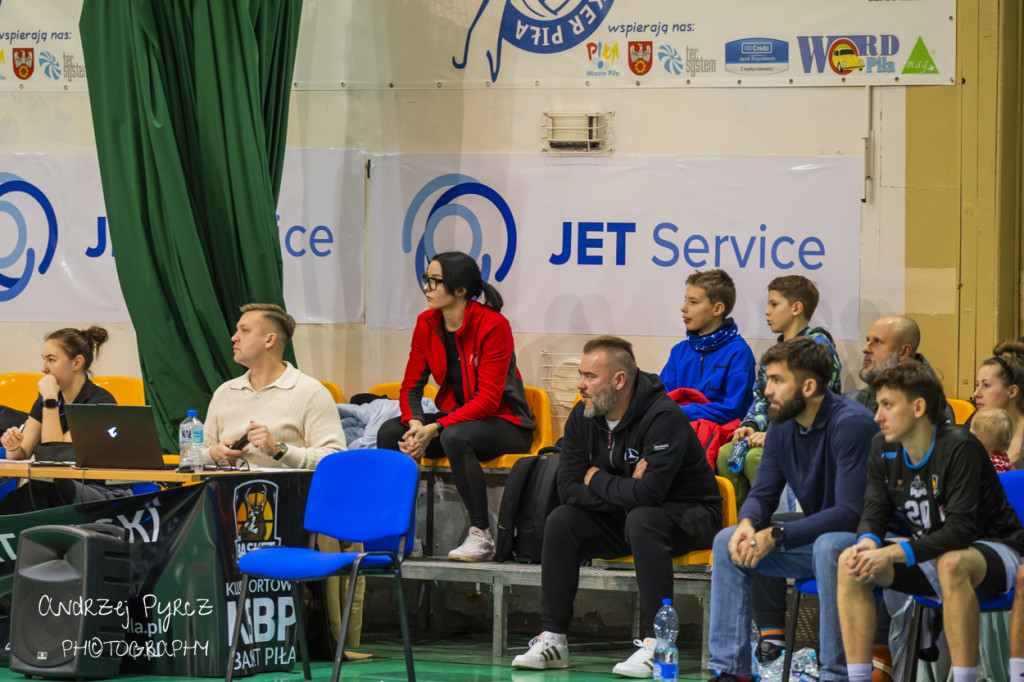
[
  {"x1": 454, "y1": 0, "x2": 616, "y2": 82},
  {"x1": 0, "y1": 173, "x2": 59, "y2": 302},
  {"x1": 401, "y1": 174, "x2": 517, "y2": 286}
]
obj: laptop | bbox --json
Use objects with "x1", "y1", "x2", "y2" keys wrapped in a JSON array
[{"x1": 63, "y1": 404, "x2": 174, "y2": 470}]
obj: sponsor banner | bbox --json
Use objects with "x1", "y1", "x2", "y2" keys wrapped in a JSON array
[
  {"x1": 368, "y1": 153, "x2": 863, "y2": 341},
  {"x1": 0, "y1": 471, "x2": 313, "y2": 677},
  {"x1": 296, "y1": 0, "x2": 955, "y2": 88},
  {"x1": 0, "y1": 0, "x2": 87, "y2": 91},
  {"x1": 0, "y1": 149, "x2": 365, "y2": 323}
]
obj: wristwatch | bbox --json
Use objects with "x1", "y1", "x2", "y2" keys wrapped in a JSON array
[
  {"x1": 770, "y1": 524, "x2": 785, "y2": 546},
  {"x1": 42, "y1": 398, "x2": 59, "y2": 409},
  {"x1": 273, "y1": 442, "x2": 289, "y2": 461}
]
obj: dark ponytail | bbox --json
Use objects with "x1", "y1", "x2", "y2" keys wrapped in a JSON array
[
  {"x1": 45, "y1": 325, "x2": 109, "y2": 374},
  {"x1": 432, "y1": 251, "x2": 504, "y2": 312}
]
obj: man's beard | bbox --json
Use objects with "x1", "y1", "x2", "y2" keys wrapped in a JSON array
[
  {"x1": 768, "y1": 392, "x2": 807, "y2": 424},
  {"x1": 859, "y1": 353, "x2": 899, "y2": 384},
  {"x1": 583, "y1": 386, "x2": 616, "y2": 418}
]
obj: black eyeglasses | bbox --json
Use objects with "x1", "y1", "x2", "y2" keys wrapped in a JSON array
[
  {"x1": 214, "y1": 457, "x2": 250, "y2": 472},
  {"x1": 420, "y1": 274, "x2": 445, "y2": 291}
]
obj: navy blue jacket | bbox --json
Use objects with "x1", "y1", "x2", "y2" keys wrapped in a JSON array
[{"x1": 739, "y1": 391, "x2": 878, "y2": 549}]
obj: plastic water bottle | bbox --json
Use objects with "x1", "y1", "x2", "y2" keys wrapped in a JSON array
[
  {"x1": 791, "y1": 648, "x2": 820, "y2": 682},
  {"x1": 728, "y1": 438, "x2": 751, "y2": 473},
  {"x1": 178, "y1": 410, "x2": 204, "y2": 470},
  {"x1": 653, "y1": 598, "x2": 679, "y2": 682}
]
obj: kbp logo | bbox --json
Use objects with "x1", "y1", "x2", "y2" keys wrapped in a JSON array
[
  {"x1": 0, "y1": 173, "x2": 58, "y2": 301},
  {"x1": 402, "y1": 174, "x2": 517, "y2": 285},
  {"x1": 454, "y1": 0, "x2": 615, "y2": 82}
]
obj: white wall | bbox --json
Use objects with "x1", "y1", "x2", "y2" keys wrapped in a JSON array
[{"x1": 0, "y1": 24, "x2": 909, "y2": 429}]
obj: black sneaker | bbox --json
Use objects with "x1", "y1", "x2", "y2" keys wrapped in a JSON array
[{"x1": 755, "y1": 639, "x2": 785, "y2": 664}]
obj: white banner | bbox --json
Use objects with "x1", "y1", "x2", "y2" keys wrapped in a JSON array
[
  {"x1": 296, "y1": 0, "x2": 956, "y2": 89},
  {"x1": 0, "y1": 149, "x2": 366, "y2": 323},
  {"x1": 0, "y1": 0, "x2": 87, "y2": 92},
  {"x1": 368, "y1": 153, "x2": 863, "y2": 341}
]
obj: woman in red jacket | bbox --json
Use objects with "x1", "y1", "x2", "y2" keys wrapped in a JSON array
[{"x1": 378, "y1": 251, "x2": 535, "y2": 561}]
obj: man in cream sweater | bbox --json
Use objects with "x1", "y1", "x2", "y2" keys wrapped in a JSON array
[{"x1": 204, "y1": 303, "x2": 346, "y2": 469}]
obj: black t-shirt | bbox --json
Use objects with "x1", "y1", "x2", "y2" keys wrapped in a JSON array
[
  {"x1": 442, "y1": 326, "x2": 465, "y2": 406},
  {"x1": 29, "y1": 379, "x2": 117, "y2": 435}
]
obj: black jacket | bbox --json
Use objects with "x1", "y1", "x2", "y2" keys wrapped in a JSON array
[
  {"x1": 557, "y1": 370, "x2": 721, "y2": 519},
  {"x1": 858, "y1": 423, "x2": 1024, "y2": 565}
]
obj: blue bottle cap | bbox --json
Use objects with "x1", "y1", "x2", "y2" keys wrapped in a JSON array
[
  {"x1": 187, "y1": 409, "x2": 197, "y2": 417},
  {"x1": 662, "y1": 598, "x2": 671, "y2": 605}
]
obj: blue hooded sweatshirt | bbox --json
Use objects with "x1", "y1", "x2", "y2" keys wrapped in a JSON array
[{"x1": 659, "y1": 317, "x2": 756, "y2": 424}]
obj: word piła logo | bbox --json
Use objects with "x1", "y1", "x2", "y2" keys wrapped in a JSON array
[
  {"x1": 0, "y1": 173, "x2": 59, "y2": 302},
  {"x1": 234, "y1": 480, "x2": 282, "y2": 558},
  {"x1": 402, "y1": 174, "x2": 517, "y2": 285},
  {"x1": 453, "y1": 0, "x2": 615, "y2": 82}
]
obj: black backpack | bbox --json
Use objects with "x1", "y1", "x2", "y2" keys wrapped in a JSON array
[{"x1": 495, "y1": 445, "x2": 561, "y2": 563}]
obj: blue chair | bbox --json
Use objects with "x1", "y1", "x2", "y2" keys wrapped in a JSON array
[
  {"x1": 782, "y1": 578, "x2": 883, "y2": 681},
  {"x1": 224, "y1": 449, "x2": 417, "y2": 682},
  {"x1": 904, "y1": 469, "x2": 1024, "y2": 681}
]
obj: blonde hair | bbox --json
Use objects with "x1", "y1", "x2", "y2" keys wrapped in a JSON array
[{"x1": 970, "y1": 407, "x2": 1013, "y2": 454}]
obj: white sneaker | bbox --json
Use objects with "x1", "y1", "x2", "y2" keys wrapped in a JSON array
[
  {"x1": 612, "y1": 637, "x2": 656, "y2": 678},
  {"x1": 511, "y1": 632, "x2": 570, "y2": 670},
  {"x1": 447, "y1": 527, "x2": 494, "y2": 562}
]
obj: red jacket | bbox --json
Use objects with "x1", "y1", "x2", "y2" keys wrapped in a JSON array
[
  {"x1": 400, "y1": 300, "x2": 535, "y2": 431},
  {"x1": 668, "y1": 387, "x2": 739, "y2": 470}
]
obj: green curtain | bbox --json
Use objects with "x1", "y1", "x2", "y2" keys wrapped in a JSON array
[{"x1": 79, "y1": 0, "x2": 303, "y2": 451}]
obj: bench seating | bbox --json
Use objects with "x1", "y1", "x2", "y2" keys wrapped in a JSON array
[{"x1": 398, "y1": 558, "x2": 713, "y2": 666}]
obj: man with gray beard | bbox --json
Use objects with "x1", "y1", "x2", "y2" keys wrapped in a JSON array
[
  {"x1": 512, "y1": 335, "x2": 720, "y2": 678},
  {"x1": 853, "y1": 316, "x2": 953, "y2": 423}
]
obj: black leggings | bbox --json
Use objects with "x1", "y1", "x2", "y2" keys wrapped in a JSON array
[{"x1": 377, "y1": 415, "x2": 533, "y2": 530}]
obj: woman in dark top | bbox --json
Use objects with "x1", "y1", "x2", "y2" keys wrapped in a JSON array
[
  {"x1": 378, "y1": 252, "x2": 535, "y2": 562},
  {"x1": 0, "y1": 326, "x2": 122, "y2": 511}
]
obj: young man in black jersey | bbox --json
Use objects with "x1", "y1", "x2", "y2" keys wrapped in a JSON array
[{"x1": 837, "y1": 362, "x2": 1024, "y2": 682}]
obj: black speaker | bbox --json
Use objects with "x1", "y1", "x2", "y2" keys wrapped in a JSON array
[{"x1": 10, "y1": 524, "x2": 131, "y2": 679}]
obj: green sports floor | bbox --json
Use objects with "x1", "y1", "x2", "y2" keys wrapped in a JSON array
[{"x1": 0, "y1": 634, "x2": 710, "y2": 681}]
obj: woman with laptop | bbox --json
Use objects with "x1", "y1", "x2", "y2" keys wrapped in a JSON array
[{"x1": 0, "y1": 326, "x2": 126, "y2": 512}]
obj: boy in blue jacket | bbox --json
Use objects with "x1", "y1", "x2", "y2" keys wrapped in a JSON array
[{"x1": 660, "y1": 269, "x2": 756, "y2": 424}]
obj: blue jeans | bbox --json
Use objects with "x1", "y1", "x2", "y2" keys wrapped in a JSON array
[{"x1": 708, "y1": 528, "x2": 856, "y2": 682}]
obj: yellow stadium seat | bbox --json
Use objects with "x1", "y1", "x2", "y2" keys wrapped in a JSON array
[
  {"x1": 92, "y1": 376, "x2": 146, "y2": 406},
  {"x1": 947, "y1": 398, "x2": 975, "y2": 425},
  {"x1": 602, "y1": 476, "x2": 737, "y2": 568},
  {"x1": 420, "y1": 386, "x2": 553, "y2": 469},
  {"x1": 0, "y1": 373, "x2": 44, "y2": 413},
  {"x1": 369, "y1": 382, "x2": 437, "y2": 401},
  {"x1": 319, "y1": 380, "x2": 344, "y2": 403}
]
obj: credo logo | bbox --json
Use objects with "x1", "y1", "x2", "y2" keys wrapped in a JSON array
[
  {"x1": 0, "y1": 173, "x2": 58, "y2": 302},
  {"x1": 454, "y1": 0, "x2": 615, "y2": 82},
  {"x1": 402, "y1": 174, "x2": 517, "y2": 285}
]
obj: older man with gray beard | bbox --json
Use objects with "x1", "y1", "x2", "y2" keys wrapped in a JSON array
[{"x1": 852, "y1": 316, "x2": 953, "y2": 424}]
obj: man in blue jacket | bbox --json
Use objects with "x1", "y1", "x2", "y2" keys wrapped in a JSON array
[
  {"x1": 707, "y1": 337, "x2": 878, "y2": 682},
  {"x1": 660, "y1": 268, "x2": 756, "y2": 424},
  {"x1": 512, "y1": 335, "x2": 721, "y2": 679}
]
